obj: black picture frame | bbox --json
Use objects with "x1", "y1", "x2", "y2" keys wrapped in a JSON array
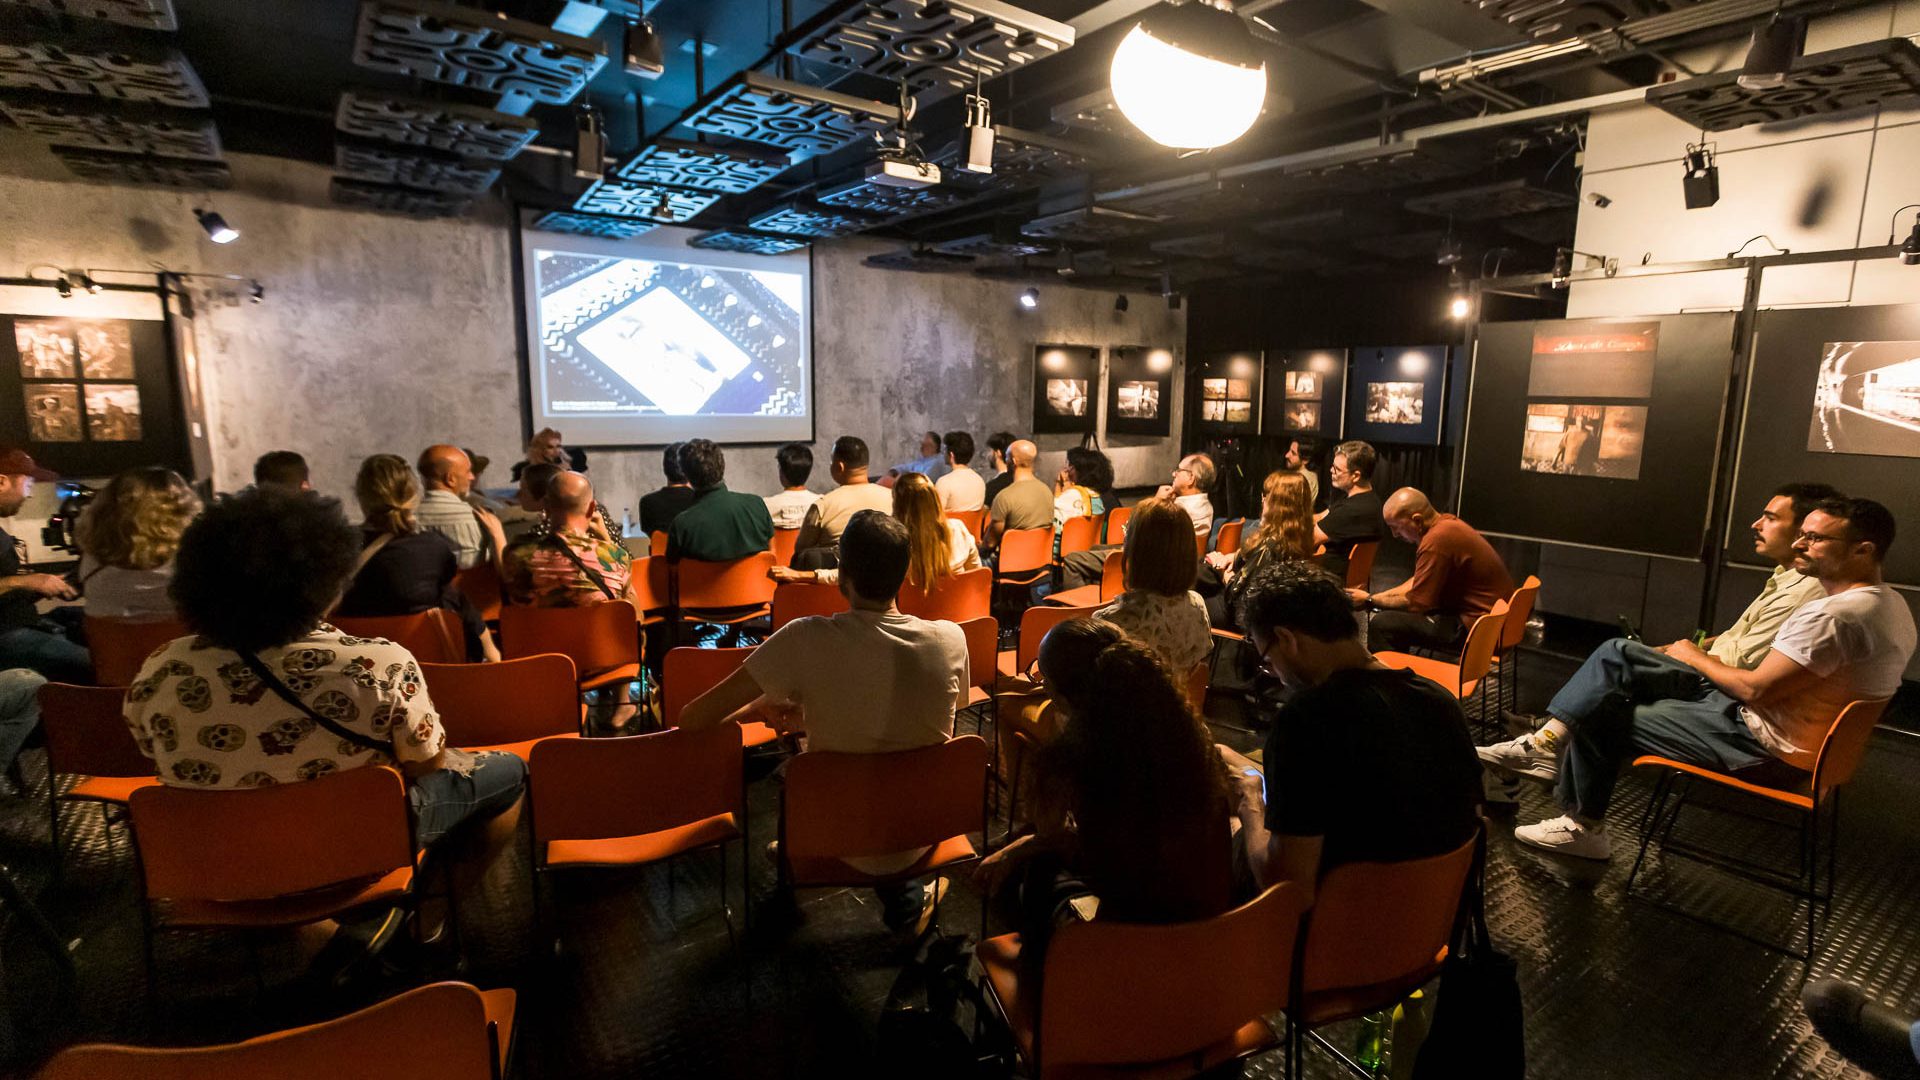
[
  {"x1": 1191, "y1": 350, "x2": 1262, "y2": 435},
  {"x1": 1105, "y1": 345, "x2": 1175, "y2": 437},
  {"x1": 2, "y1": 314, "x2": 189, "y2": 479},
  {"x1": 1263, "y1": 348, "x2": 1347, "y2": 440},
  {"x1": 1342, "y1": 345, "x2": 1446, "y2": 446},
  {"x1": 1032, "y1": 344, "x2": 1100, "y2": 434}
]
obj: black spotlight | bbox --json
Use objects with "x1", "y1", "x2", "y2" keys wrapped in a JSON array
[
  {"x1": 624, "y1": 17, "x2": 665, "y2": 79},
  {"x1": 1902, "y1": 219, "x2": 1920, "y2": 267},
  {"x1": 54, "y1": 274, "x2": 73, "y2": 299},
  {"x1": 1114, "y1": 294, "x2": 1129, "y2": 313},
  {"x1": 1549, "y1": 250, "x2": 1571, "y2": 289},
  {"x1": 1738, "y1": 14, "x2": 1800, "y2": 90},
  {"x1": 1682, "y1": 142, "x2": 1719, "y2": 210},
  {"x1": 73, "y1": 271, "x2": 102, "y2": 294},
  {"x1": 249, "y1": 280, "x2": 266, "y2": 303},
  {"x1": 193, "y1": 207, "x2": 238, "y2": 243},
  {"x1": 1019, "y1": 287, "x2": 1039, "y2": 310},
  {"x1": 573, "y1": 105, "x2": 607, "y2": 180}
]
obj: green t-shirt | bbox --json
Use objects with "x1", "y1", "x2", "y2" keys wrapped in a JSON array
[{"x1": 989, "y1": 477, "x2": 1054, "y2": 532}]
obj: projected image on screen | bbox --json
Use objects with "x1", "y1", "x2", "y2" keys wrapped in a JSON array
[
  {"x1": 1807, "y1": 340, "x2": 1920, "y2": 459},
  {"x1": 1520, "y1": 403, "x2": 1647, "y2": 479}
]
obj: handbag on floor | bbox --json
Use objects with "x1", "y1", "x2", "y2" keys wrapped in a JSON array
[
  {"x1": 1414, "y1": 827, "x2": 1526, "y2": 1080},
  {"x1": 875, "y1": 930, "x2": 1010, "y2": 1078}
]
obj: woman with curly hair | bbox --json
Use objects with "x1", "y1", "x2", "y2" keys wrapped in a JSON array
[
  {"x1": 76, "y1": 466, "x2": 201, "y2": 620},
  {"x1": 336, "y1": 454, "x2": 497, "y2": 661},
  {"x1": 771, "y1": 471, "x2": 978, "y2": 589},
  {"x1": 1204, "y1": 468, "x2": 1319, "y2": 629}
]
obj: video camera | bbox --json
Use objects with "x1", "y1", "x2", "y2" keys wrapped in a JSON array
[{"x1": 40, "y1": 482, "x2": 95, "y2": 556}]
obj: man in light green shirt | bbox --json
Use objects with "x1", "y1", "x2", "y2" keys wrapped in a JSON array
[{"x1": 1705, "y1": 483, "x2": 1841, "y2": 669}]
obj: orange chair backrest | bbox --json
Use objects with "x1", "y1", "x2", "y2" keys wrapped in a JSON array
[
  {"x1": 1498, "y1": 575, "x2": 1541, "y2": 651},
  {"x1": 530, "y1": 723, "x2": 743, "y2": 846},
  {"x1": 946, "y1": 509, "x2": 986, "y2": 542},
  {"x1": 1812, "y1": 697, "x2": 1893, "y2": 797},
  {"x1": 1098, "y1": 549, "x2": 1125, "y2": 601},
  {"x1": 1214, "y1": 519, "x2": 1244, "y2": 555},
  {"x1": 330, "y1": 610, "x2": 464, "y2": 664},
  {"x1": 1194, "y1": 531, "x2": 1208, "y2": 559},
  {"x1": 418, "y1": 654, "x2": 579, "y2": 748},
  {"x1": 784, "y1": 735, "x2": 988, "y2": 863},
  {"x1": 130, "y1": 765, "x2": 414, "y2": 903},
  {"x1": 1039, "y1": 883, "x2": 1308, "y2": 1068},
  {"x1": 39, "y1": 980, "x2": 500, "y2": 1080},
  {"x1": 499, "y1": 600, "x2": 639, "y2": 674},
  {"x1": 662, "y1": 646, "x2": 754, "y2": 726},
  {"x1": 1184, "y1": 663, "x2": 1208, "y2": 713},
  {"x1": 1345, "y1": 541, "x2": 1379, "y2": 591},
  {"x1": 40, "y1": 683, "x2": 151, "y2": 780},
  {"x1": 770, "y1": 527, "x2": 800, "y2": 568},
  {"x1": 649, "y1": 530, "x2": 667, "y2": 557},
  {"x1": 85, "y1": 616, "x2": 187, "y2": 686},
  {"x1": 958, "y1": 617, "x2": 999, "y2": 693},
  {"x1": 1456, "y1": 600, "x2": 1509, "y2": 686},
  {"x1": 1102, "y1": 505, "x2": 1131, "y2": 545},
  {"x1": 898, "y1": 566, "x2": 991, "y2": 623},
  {"x1": 998, "y1": 527, "x2": 1053, "y2": 575},
  {"x1": 677, "y1": 551, "x2": 777, "y2": 610},
  {"x1": 1016, "y1": 604, "x2": 1099, "y2": 676},
  {"x1": 630, "y1": 555, "x2": 671, "y2": 615},
  {"x1": 1299, "y1": 831, "x2": 1476, "y2": 996},
  {"x1": 1058, "y1": 516, "x2": 1100, "y2": 557},
  {"x1": 451, "y1": 562, "x2": 503, "y2": 623},
  {"x1": 772, "y1": 582, "x2": 848, "y2": 630}
]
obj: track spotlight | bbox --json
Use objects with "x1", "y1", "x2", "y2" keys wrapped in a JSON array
[
  {"x1": 1435, "y1": 233, "x2": 1462, "y2": 266},
  {"x1": 54, "y1": 273, "x2": 73, "y2": 299},
  {"x1": 962, "y1": 88, "x2": 994, "y2": 174},
  {"x1": 1114, "y1": 294, "x2": 1129, "y2": 313},
  {"x1": 573, "y1": 105, "x2": 607, "y2": 180},
  {"x1": 623, "y1": 16, "x2": 665, "y2": 79},
  {"x1": 1738, "y1": 13, "x2": 1800, "y2": 90},
  {"x1": 1449, "y1": 295, "x2": 1470, "y2": 319},
  {"x1": 1019, "y1": 287, "x2": 1039, "y2": 310},
  {"x1": 72, "y1": 271, "x2": 102, "y2": 294},
  {"x1": 1550, "y1": 250, "x2": 1570, "y2": 289},
  {"x1": 194, "y1": 208, "x2": 238, "y2": 244},
  {"x1": 249, "y1": 280, "x2": 265, "y2": 303},
  {"x1": 1888, "y1": 205, "x2": 1920, "y2": 266},
  {"x1": 1682, "y1": 141, "x2": 1719, "y2": 210},
  {"x1": 1110, "y1": 1, "x2": 1267, "y2": 150},
  {"x1": 1447, "y1": 269, "x2": 1469, "y2": 320}
]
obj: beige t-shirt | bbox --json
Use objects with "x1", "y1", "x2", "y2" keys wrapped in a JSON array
[
  {"x1": 1741, "y1": 585, "x2": 1916, "y2": 769},
  {"x1": 935, "y1": 467, "x2": 986, "y2": 512},
  {"x1": 794, "y1": 481, "x2": 893, "y2": 553}
]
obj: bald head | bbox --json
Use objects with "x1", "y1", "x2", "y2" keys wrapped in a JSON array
[
  {"x1": 544, "y1": 470, "x2": 594, "y2": 527},
  {"x1": 418, "y1": 444, "x2": 473, "y2": 496},
  {"x1": 1382, "y1": 487, "x2": 1437, "y2": 543},
  {"x1": 1008, "y1": 439, "x2": 1038, "y2": 474}
]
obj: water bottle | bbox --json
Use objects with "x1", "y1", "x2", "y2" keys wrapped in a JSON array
[
  {"x1": 1355, "y1": 1009, "x2": 1390, "y2": 1074},
  {"x1": 621, "y1": 507, "x2": 635, "y2": 538},
  {"x1": 1388, "y1": 990, "x2": 1431, "y2": 1080}
]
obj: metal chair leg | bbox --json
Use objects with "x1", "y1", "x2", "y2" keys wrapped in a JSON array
[{"x1": 1626, "y1": 770, "x2": 1676, "y2": 893}]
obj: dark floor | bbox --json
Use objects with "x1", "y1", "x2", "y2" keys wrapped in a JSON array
[{"x1": 2, "y1": 618, "x2": 1918, "y2": 1078}]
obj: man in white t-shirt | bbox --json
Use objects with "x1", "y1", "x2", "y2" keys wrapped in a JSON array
[
  {"x1": 1482, "y1": 496, "x2": 1915, "y2": 860},
  {"x1": 682, "y1": 509, "x2": 969, "y2": 931},
  {"x1": 763, "y1": 442, "x2": 822, "y2": 530},
  {"x1": 933, "y1": 430, "x2": 986, "y2": 512},
  {"x1": 1154, "y1": 452, "x2": 1216, "y2": 536}
]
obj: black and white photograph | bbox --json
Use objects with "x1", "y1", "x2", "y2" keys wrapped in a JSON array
[
  {"x1": 1806, "y1": 340, "x2": 1920, "y2": 459},
  {"x1": 1520, "y1": 402, "x2": 1648, "y2": 479},
  {"x1": 1285, "y1": 371, "x2": 1320, "y2": 399},
  {"x1": 1284, "y1": 401, "x2": 1320, "y2": 430},
  {"x1": 1365, "y1": 381, "x2": 1424, "y2": 424},
  {"x1": 77, "y1": 320, "x2": 136, "y2": 380},
  {"x1": 1115, "y1": 379, "x2": 1159, "y2": 420},
  {"x1": 84, "y1": 383, "x2": 143, "y2": 441},
  {"x1": 25, "y1": 383, "x2": 81, "y2": 442},
  {"x1": 1045, "y1": 377, "x2": 1089, "y2": 417},
  {"x1": 14, "y1": 318, "x2": 74, "y2": 379}
]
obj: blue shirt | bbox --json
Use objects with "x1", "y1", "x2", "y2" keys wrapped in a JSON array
[{"x1": 893, "y1": 453, "x2": 950, "y2": 482}]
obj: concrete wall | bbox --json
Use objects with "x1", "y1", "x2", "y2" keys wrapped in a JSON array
[{"x1": 0, "y1": 141, "x2": 1184, "y2": 517}]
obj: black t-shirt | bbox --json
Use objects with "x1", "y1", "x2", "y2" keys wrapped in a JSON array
[
  {"x1": 983, "y1": 471, "x2": 1013, "y2": 513},
  {"x1": 1317, "y1": 489, "x2": 1385, "y2": 584},
  {"x1": 1263, "y1": 665, "x2": 1481, "y2": 871},
  {"x1": 1, "y1": 526, "x2": 43, "y2": 633},
  {"x1": 335, "y1": 529, "x2": 487, "y2": 660},
  {"x1": 638, "y1": 485, "x2": 697, "y2": 536}
]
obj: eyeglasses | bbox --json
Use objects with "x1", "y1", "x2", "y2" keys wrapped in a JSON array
[
  {"x1": 1172, "y1": 466, "x2": 1193, "y2": 477},
  {"x1": 1797, "y1": 530, "x2": 1849, "y2": 546}
]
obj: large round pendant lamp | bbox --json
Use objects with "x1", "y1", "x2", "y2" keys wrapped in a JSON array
[{"x1": 1110, "y1": 2, "x2": 1267, "y2": 150}]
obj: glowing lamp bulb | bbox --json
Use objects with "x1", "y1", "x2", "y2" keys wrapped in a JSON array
[
  {"x1": 1449, "y1": 296, "x2": 1470, "y2": 320},
  {"x1": 1110, "y1": 20, "x2": 1266, "y2": 150}
]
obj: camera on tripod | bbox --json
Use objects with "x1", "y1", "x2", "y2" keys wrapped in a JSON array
[{"x1": 40, "y1": 482, "x2": 95, "y2": 556}]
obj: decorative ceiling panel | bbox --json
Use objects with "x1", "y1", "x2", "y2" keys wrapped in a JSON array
[
  {"x1": 1100, "y1": 177, "x2": 1289, "y2": 221},
  {"x1": 1404, "y1": 177, "x2": 1577, "y2": 220},
  {"x1": 686, "y1": 229, "x2": 810, "y2": 255},
  {"x1": 683, "y1": 71, "x2": 896, "y2": 161},
  {"x1": 330, "y1": 176, "x2": 472, "y2": 217},
  {"x1": 1148, "y1": 232, "x2": 1237, "y2": 259},
  {"x1": 530, "y1": 211, "x2": 657, "y2": 239},
  {"x1": 1281, "y1": 139, "x2": 1482, "y2": 192},
  {"x1": 615, "y1": 136, "x2": 790, "y2": 194},
  {"x1": 54, "y1": 146, "x2": 229, "y2": 187},
  {"x1": 573, "y1": 179, "x2": 721, "y2": 222},
  {"x1": 10, "y1": 0, "x2": 177, "y2": 31},
  {"x1": 0, "y1": 96, "x2": 219, "y2": 158},
  {"x1": 1254, "y1": 208, "x2": 1380, "y2": 243},
  {"x1": 1646, "y1": 38, "x2": 1920, "y2": 133},
  {"x1": 1460, "y1": 0, "x2": 1705, "y2": 42},
  {"x1": 0, "y1": 34, "x2": 208, "y2": 107},
  {"x1": 1020, "y1": 205, "x2": 1164, "y2": 245},
  {"x1": 334, "y1": 91, "x2": 538, "y2": 161},
  {"x1": 334, "y1": 142, "x2": 500, "y2": 194},
  {"x1": 787, "y1": 0, "x2": 1073, "y2": 99},
  {"x1": 814, "y1": 176, "x2": 976, "y2": 219},
  {"x1": 863, "y1": 247, "x2": 977, "y2": 273},
  {"x1": 932, "y1": 227, "x2": 1052, "y2": 258},
  {"x1": 352, "y1": 0, "x2": 607, "y2": 105},
  {"x1": 749, "y1": 201, "x2": 878, "y2": 238},
  {"x1": 1499, "y1": 207, "x2": 1577, "y2": 244}
]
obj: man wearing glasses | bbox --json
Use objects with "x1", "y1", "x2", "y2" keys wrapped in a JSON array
[
  {"x1": 1312, "y1": 440, "x2": 1384, "y2": 585},
  {"x1": 1482, "y1": 496, "x2": 1915, "y2": 861}
]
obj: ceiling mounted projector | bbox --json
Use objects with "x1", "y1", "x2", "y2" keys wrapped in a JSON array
[
  {"x1": 867, "y1": 154, "x2": 942, "y2": 188},
  {"x1": 1110, "y1": 1, "x2": 1267, "y2": 150}
]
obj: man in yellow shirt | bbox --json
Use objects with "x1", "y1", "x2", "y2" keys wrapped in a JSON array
[{"x1": 1704, "y1": 483, "x2": 1842, "y2": 669}]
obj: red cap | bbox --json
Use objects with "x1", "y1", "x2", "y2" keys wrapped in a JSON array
[{"x1": 0, "y1": 448, "x2": 58, "y2": 482}]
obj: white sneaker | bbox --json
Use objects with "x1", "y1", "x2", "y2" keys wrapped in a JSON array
[
  {"x1": 1476, "y1": 733, "x2": 1560, "y2": 782},
  {"x1": 1514, "y1": 815, "x2": 1612, "y2": 860}
]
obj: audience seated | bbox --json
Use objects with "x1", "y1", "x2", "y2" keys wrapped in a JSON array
[
  {"x1": 503, "y1": 472, "x2": 635, "y2": 607},
  {"x1": 75, "y1": 466, "x2": 199, "y2": 621},
  {"x1": 510, "y1": 426, "x2": 587, "y2": 481},
  {"x1": 335, "y1": 454, "x2": 498, "y2": 662},
  {"x1": 0, "y1": 667, "x2": 43, "y2": 775},
  {"x1": 1203, "y1": 470, "x2": 1316, "y2": 629},
  {"x1": 1357, "y1": 488, "x2": 1514, "y2": 655},
  {"x1": 934, "y1": 430, "x2": 985, "y2": 512},
  {"x1": 1481, "y1": 496, "x2": 1916, "y2": 860},
  {"x1": 0, "y1": 448, "x2": 88, "y2": 683},
  {"x1": 123, "y1": 487, "x2": 525, "y2": 853},
  {"x1": 764, "y1": 442, "x2": 822, "y2": 530},
  {"x1": 1158, "y1": 453, "x2": 1217, "y2": 537},
  {"x1": 986, "y1": 439, "x2": 1053, "y2": 544},
  {"x1": 251, "y1": 449, "x2": 311, "y2": 493},
  {"x1": 665, "y1": 439, "x2": 774, "y2": 562},
  {"x1": 774, "y1": 472, "x2": 978, "y2": 588},
  {"x1": 982, "y1": 431, "x2": 1017, "y2": 509},
  {"x1": 792, "y1": 436, "x2": 893, "y2": 570},
  {"x1": 1222, "y1": 562, "x2": 1482, "y2": 898},
  {"x1": 1053, "y1": 446, "x2": 1114, "y2": 525},
  {"x1": 1698, "y1": 483, "x2": 1842, "y2": 670},
  {"x1": 499, "y1": 461, "x2": 563, "y2": 546},
  {"x1": 415, "y1": 444, "x2": 498, "y2": 571},
  {"x1": 639, "y1": 441, "x2": 696, "y2": 536},
  {"x1": 682, "y1": 509, "x2": 968, "y2": 932},
  {"x1": 888, "y1": 430, "x2": 950, "y2": 484},
  {"x1": 1313, "y1": 440, "x2": 1386, "y2": 585},
  {"x1": 1283, "y1": 437, "x2": 1320, "y2": 508},
  {"x1": 976, "y1": 619, "x2": 1233, "y2": 971},
  {"x1": 463, "y1": 449, "x2": 509, "y2": 515},
  {"x1": 1091, "y1": 497, "x2": 1213, "y2": 675}
]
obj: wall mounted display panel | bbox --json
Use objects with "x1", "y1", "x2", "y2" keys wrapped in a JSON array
[
  {"x1": 1728, "y1": 303, "x2": 1920, "y2": 586},
  {"x1": 1263, "y1": 348, "x2": 1346, "y2": 441},
  {"x1": 1032, "y1": 344, "x2": 1099, "y2": 434},
  {"x1": 1461, "y1": 314, "x2": 1736, "y2": 559},
  {"x1": 1191, "y1": 351, "x2": 1261, "y2": 436},
  {"x1": 2, "y1": 313, "x2": 187, "y2": 477},
  {"x1": 1105, "y1": 345, "x2": 1175, "y2": 437},
  {"x1": 1343, "y1": 345, "x2": 1446, "y2": 446}
]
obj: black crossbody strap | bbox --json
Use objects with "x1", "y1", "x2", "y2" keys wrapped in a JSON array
[
  {"x1": 234, "y1": 648, "x2": 390, "y2": 754},
  {"x1": 545, "y1": 533, "x2": 618, "y2": 600}
]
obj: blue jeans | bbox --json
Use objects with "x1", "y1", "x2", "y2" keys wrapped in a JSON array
[
  {"x1": 876, "y1": 878, "x2": 929, "y2": 931},
  {"x1": 0, "y1": 668, "x2": 47, "y2": 774},
  {"x1": 0, "y1": 624, "x2": 91, "y2": 684},
  {"x1": 1548, "y1": 638, "x2": 1774, "y2": 820},
  {"x1": 407, "y1": 751, "x2": 527, "y2": 847}
]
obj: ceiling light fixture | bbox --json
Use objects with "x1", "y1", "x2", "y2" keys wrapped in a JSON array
[
  {"x1": 962, "y1": 80, "x2": 994, "y2": 175},
  {"x1": 72, "y1": 271, "x2": 102, "y2": 294},
  {"x1": 1447, "y1": 268, "x2": 1469, "y2": 320},
  {"x1": 623, "y1": 17, "x2": 665, "y2": 80},
  {"x1": 193, "y1": 208, "x2": 238, "y2": 244},
  {"x1": 1019, "y1": 286, "x2": 1039, "y2": 309},
  {"x1": 1114, "y1": 293, "x2": 1129, "y2": 313},
  {"x1": 1435, "y1": 232, "x2": 1463, "y2": 266},
  {"x1": 1887, "y1": 204, "x2": 1920, "y2": 266},
  {"x1": 1682, "y1": 140, "x2": 1719, "y2": 209},
  {"x1": 1738, "y1": 11, "x2": 1800, "y2": 90},
  {"x1": 1110, "y1": 1, "x2": 1267, "y2": 150},
  {"x1": 249, "y1": 280, "x2": 265, "y2": 303},
  {"x1": 574, "y1": 105, "x2": 607, "y2": 180},
  {"x1": 54, "y1": 273, "x2": 73, "y2": 299}
]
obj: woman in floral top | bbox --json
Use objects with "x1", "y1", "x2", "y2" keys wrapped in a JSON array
[{"x1": 1092, "y1": 496, "x2": 1213, "y2": 677}]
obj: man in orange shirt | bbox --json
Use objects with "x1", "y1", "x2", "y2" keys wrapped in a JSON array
[{"x1": 1351, "y1": 488, "x2": 1514, "y2": 655}]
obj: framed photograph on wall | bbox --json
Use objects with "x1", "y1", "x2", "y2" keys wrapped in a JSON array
[
  {"x1": 1032, "y1": 344, "x2": 1101, "y2": 434},
  {"x1": 1342, "y1": 345, "x2": 1445, "y2": 445},
  {"x1": 2, "y1": 313, "x2": 183, "y2": 478},
  {"x1": 1191, "y1": 351, "x2": 1262, "y2": 435},
  {"x1": 1263, "y1": 348, "x2": 1346, "y2": 442},
  {"x1": 1106, "y1": 345, "x2": 1175, "y2": 437}
]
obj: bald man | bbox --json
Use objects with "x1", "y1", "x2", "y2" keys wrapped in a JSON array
[
  {"x1": 986, "y1": 439, "x2": 1053, "y2": 544},
  {"x1": 503, "y1": 471, "x2": 636, "y2": 608},
  {"x1": 1357, "y1": 488, "x2": 1514, "y2": 655},
  {"x1": 416, "y1": 444, "x2": 502, "y2": 570}
]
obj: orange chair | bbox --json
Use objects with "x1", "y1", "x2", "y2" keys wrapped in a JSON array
[
  {"x1": 420, "y1": 654, "x2": 581, "y2": 757},
  {"x1": 1102, "y1": 505, "x2": 1131, "y2": 545},
  {"x1": 39, "y1": 683, "x2": 157, "y2": 875},
  {"x1": 1627, "y1": 697, "x2": 1892, "y2": 962},
  {"x1": 771, "y1": 581, "x2": 848, "y2": 630},
  {"x1": 1184, "y1": 662, "x2": 1209, "y2": 714},
  {"x1": 1058, "y1": 516, "x2": 1100, "y2": 558},
  {"x1": 994, "y1": 526, "x2": 1053, "y2": 598},
  {"x1": 1344, "y1": 540, "x2": 1380, "y2": 591},
  {"x1": 452, "y1": 562, "x2": 503, "y2": 623},
  {"x1": 1213, "y1": 518, "x2": 1244, "y2": 555},
  {"x1": 631, "y1": 555, "x2": 671, "y2": 626},
  {"x1": 769, "y1": 527, "x2": 800, "y2": 568},
  {"x1": 998, "y1": 603, "x2": 1099, "y2": 682},
  {"x1": 779, "y1": 735, "x2": 990, "y2": 930},
  {"x1": 957, "y1": 616, "x2": 1000, "y2": 727},
  {"x1": 661, "y1": 646, "x2": 778, "y2": 749},
  {"x1": 1194, "y1": 531, "x2": 1208, "y2": 559},
  {"x1": 331, "y1": 609, "x2": 465, "y2": 664},
  {"x1": 129, "y1": 766, "x2": 423, "y2": 996},
  {"x1": 1486, "y1": 575, "x2": 1541, "y2": 712},
  {"x1": 529, "y1": 724, "x2": 746, "y2": 941},
  {"x1": 39, "y1": 980, "x2": 516, "y2": 1080},
  {"x1": 499, "y1": 600, "x2": 641, "y2": 696},
  {"x1": 898, "y1": 566, "x2": 991, "y2": 623},
  {"x1": 978, "y1": 883, "x2": 1309, "y2": 1080},
  {"x1": 649, "y1": 530, "x2": 667, "y2": 557},
  {"x1": 85, "y1": 615, "x2": 186, "y2": 686},
  {"x1": 675, "y1": 552, "x2": 777, "y2": 633},
  {"x1": 1044, "y1": 548, "x2": 1123, "y2": 608},
  {"x1": 1375, "y1": 600, "x2": 1508, "y2": 728},
  {"x1": 946, "y1": 508, "x2": 987, "y2": 543}
]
